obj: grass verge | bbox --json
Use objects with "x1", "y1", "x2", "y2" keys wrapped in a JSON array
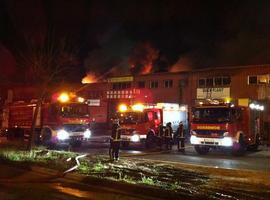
[{"x1": 0, "y1": 148, "x2": 269, "y2": 200}]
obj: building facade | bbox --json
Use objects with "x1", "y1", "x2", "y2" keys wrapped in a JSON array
[{"x1": 81, "y1": 65, "x2": 270, "y2": 140}]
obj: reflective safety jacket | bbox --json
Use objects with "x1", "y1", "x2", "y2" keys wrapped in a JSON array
[
  {"x1": 164, "y1": 126, "x2": 173, "y2": 138},
  {"x1": 111, "y1": 124, "x2": 121, "y2": 142}
]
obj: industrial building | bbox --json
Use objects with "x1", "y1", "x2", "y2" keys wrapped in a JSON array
[{"x1": 80, "y1": 65, "x2": 270, "y2": 142}]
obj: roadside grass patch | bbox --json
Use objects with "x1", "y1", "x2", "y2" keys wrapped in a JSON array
[
  {"x1": 140, "y1": 175, "x2": 156, "y2": 186},
  {"x1": 1, "y1": 149, "x2": 269, "y2": 199},
  {"x1": 0, "y1": 149, "x2": 212, "y2": 196},
  {"x1": 92, "y1": 161, "x2": 106, "y2": 172},
  {"x1": 0, "y1": 149, "x2": 78, "y2": 170}
]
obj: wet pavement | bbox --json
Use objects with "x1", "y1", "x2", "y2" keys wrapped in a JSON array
[
  {"x1": 1, "y1": 134, "x2": 270, "y2": 171},
  {"x1": 0, "y1": 164, "x2": 154, "y2": 200},
  {"x1": 73, "y1": 140, "x2": 270, "y2": 172},
  {"x1": 1, "y1": 135, "x2": 270, "y2": 200}
]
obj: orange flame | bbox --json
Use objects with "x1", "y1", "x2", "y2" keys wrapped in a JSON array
[
  {"x1": 82, "y1": 73, "x2": 98, "y2": 84},
  {"x1": 128, "y1": 42, "x2": 159, "y2": 75},
  {"x1": 141, "y1": 64, "x2": 152, "y2": 74}
]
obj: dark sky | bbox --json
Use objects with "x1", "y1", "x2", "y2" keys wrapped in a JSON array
[{"x1": 1, "y1": 0, "x2": 270, "y2": 83}]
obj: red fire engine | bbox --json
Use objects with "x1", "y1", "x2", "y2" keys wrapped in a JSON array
[
  {"x1": 116, "y1": 103, "x2": 188, "y2": 147},
  {"x1": 2, "y1": 92, "x2": 92, "y2": 147},
  {"x1": 190, "y1": 99, "x2": 264, "y2": 155}
]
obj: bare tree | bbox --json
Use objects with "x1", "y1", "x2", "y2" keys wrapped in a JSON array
[{"x1": 15, "y1": 34, "x2": 78, "y2": 150}]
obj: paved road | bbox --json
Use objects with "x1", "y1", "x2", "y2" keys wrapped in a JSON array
[
  {"x1": 2, "y1": 134, "x2": 270, "y2": 172},
  {"x1": 137, "y1": 146, "x2": 270, "y2": 171},
  {"x1": 75, "y1": 137, "x2": 270, "y2": 171}
]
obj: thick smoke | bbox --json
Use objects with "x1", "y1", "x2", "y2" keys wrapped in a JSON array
[
  {"x1": 128, "y1": 42, "x2": 159, "y2": 75},
  {"x1": 170, "y1": 54, "x2": 193, "y2": 72},
  {"x1": 83, "y1": 26, "x2": 134, "y2": 81}
]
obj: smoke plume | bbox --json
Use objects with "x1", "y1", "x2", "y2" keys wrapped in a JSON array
[{"x1": 128, "y1": 42, "x2": 159, "y2": 75}]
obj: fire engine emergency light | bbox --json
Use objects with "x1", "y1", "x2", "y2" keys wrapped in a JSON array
[
  {"x1": 131, "y1": 104, "x2": 144, "y2": 112},
  {"x1": 58, "y1": 93, "x2": 70, "y2": 103},
  {"x1": 119, "y1": 104, "x2": 128, "y2": 112},
  {"x1": 78, "y1": 97, "x2": 85, "y2": 103}
]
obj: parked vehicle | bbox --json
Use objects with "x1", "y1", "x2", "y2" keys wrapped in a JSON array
[
  {"x1": 115, "y1": 103, "x2": 188, "y2": 147},
  {"x1": 2, "y1": 92, "x2": 92, "y2": 147},
  {"x1": 190, "y1": 99, "x2": 264, "y2": 155}
]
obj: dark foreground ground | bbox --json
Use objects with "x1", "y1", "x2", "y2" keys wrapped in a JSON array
[
  {"x1": 0, "y1": 135, "x2": 270, "y2": 200},
  {"x1": 0, "y1": 164, "x2": 156, "y2": 200}
]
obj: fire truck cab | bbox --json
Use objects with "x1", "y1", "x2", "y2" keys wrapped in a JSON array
[
  {"x1": 190, "y1": 99, "x2": 264, "y2": 155},
  {"x1": 2, "y1": 92, "x2": 92, "y2": 147},
  {"x1": 116, "y1": 103, "x2": 187, "y2": 147}
]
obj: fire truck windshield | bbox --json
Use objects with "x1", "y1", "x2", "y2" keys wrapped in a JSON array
[
  {"x1": 117, "y1": 112, "x2": 142, "y2": 124},
  {"x1": 59, "y1": 103, "x2": 89, "y2": 118},
  {"x1": 192, "y1": 107, "x2": 232, "y2": 124}
]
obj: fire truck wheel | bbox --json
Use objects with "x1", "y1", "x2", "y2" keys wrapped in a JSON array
[
  {"x1": 194, "y1": 145, "x2": 210, "y2": 155},
  {"x1": 232, "y1": 134, "x2": 246, "y2": 156},
  {"x1": 253, "y1": 134, "x2": 260, "y2": 151},
  {"x1": 248, "y1": 134, "x2": 260, "y2": 151}
]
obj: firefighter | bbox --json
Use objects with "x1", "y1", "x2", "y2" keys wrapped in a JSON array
[
  {"x1": 176, "y1": 121, "x2": 185, "y2": 152},
  {"x1": 109, "y1": 119, "x2": 121, "y2": 161},
  {"x1": 157, "y1": 124, "x2": 165, "y2": 149},
  {"x1": 164, "y1": 122, "x2": 173, "y2": 150}
]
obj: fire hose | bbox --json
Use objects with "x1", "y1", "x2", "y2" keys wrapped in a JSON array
[{"x1": 63, "y1": 154, "x2": 87, "y2": 175}]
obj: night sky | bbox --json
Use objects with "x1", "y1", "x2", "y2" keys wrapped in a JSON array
[{"x1": 1, "y1": 0, "x2": 270, "y2": 83}]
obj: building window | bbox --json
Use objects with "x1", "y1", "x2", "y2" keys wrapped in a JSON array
[
  {"x1": 258, "y1": 75, "x2": 269, "y2": 84},
  {"x1": 248, "y1": 76, "x2": 258, "y2": 85},
  {"x1": 138, "y1": 81, "x2": 145, "y2": 88},
  {"x1": 164, "y1": 80, "x2": 173, "y2": 88},
  {"x1": 206, "y1": 78, "x2": 213, "y2": 87},
  {"x1": 222, "y1": 76, "x2": 231, "y2": 85},
  {"x1": 198, "y1": 76, "x2": 231, "y2": 87},
  {"x1": 150, "y1": 81, "x2": 158, "y2": 88},
  {"x1": 214, "y1": 77, "x2": 222, "y2": 86},
  {"x1": 248, "y1": 74, "x2": 270, "y2": 85},
  {"x1": 112, "y1": 82, "x2": 131, "y2": 89},
  {"x1": 88, "y1": 91, "x2": 103, "y2": 98},
  {"x1": 198, "y1": 79, "x2": 206, "y2": 87}
]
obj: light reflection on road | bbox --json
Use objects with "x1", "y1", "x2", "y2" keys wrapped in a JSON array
[{"x1": 53, "y1": 183, "x2": 93, "y2": 198}]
